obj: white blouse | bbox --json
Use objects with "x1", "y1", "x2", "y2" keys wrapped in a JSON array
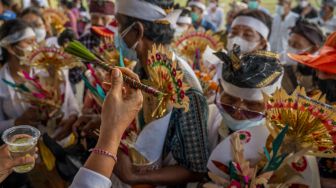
[{"x1": 0, "y1": 63, "x2": 80, "y2": 132}]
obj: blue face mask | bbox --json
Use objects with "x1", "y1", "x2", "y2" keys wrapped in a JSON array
[
  {"x1": 248, "y1": 1, "x2": 259, "y2": 10},
  {"x1": 220, "y1": 110, "x2": 265, "y2": 131},
  {"x1": 191, "y1": 12, "x2": 200, "y2": 23},
  {"x1": 0, "y1": 10, "x2": 16, "y2": 21},
  {"x1": 114, "y1": 23, "x2": 139, "y2": 62}
]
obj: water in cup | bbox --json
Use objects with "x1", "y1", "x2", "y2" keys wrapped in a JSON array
[{"x1": 2, "y1": 125, "x2": 40, "y2": 173}]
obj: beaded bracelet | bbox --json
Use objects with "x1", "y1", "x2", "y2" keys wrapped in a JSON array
[{"x1": 89, "y1": 148, "x2": 118, "y2": 162}]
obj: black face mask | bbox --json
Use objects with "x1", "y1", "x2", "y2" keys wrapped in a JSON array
[{"x1": 317, "y1": 79, "x2": 336, "y2": 103}]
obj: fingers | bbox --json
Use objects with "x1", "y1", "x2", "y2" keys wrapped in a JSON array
[
  {"x1": 108, "y1": 69, "x2": 123, "y2": 97},
  {"x1": 118, "y1": 67, "x2": 140, "y2": 82},
  {"x1": 10, "y1": 155, "x2": 35, "y2": 168}
]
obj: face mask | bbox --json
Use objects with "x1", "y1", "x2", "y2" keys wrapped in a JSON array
[
  {"x1": 276, "y1": 5, "x2": 285, "y2": 15},
  {"x1": 227, "y1": 36, "x2": 259, "y2": 53},
  {"x1": 191, "y1": 12, "x2": 200, "y2": 23},
  {"x1": 248, "y1": 1, "x2": 259, "y2": 10},
  {"x1": 34, "y1": 28, "x2": 47, "y2": 43},
  {"x1": 175, "y1": 26, "x2": 188, "y2": 37},
  {"x1": 220, "y1": 110, "x2": 265, "y2": 131},
  {"x1": 114, "y1": 23, "x2": 139, "y2": 62},
  {"x1": 300, "y1": 1, "x2": 309, "y2": 8}
]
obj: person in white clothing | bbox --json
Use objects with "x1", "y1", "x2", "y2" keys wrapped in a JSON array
[
  {"x1": 269, "y1": 0, "x2": 299, "y2": 53},
  {"x1": 227, "y1": 9, "x2": 272, "y2": 53},
  {"x1": 0, "y1": 19, "x2": 79, "y2": 133},
  {"x1": 315, "y1": 0, "x2": 336, "y2": 36},
  {"x1": 22, "y1": 0, "x2": 49, "y2": 9},
  {"x1": 204, "y1": 0, "x2": 224, "y2": 30}
]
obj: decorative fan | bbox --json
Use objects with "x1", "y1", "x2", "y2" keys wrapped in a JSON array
[
  {"x1": 22, "y1": 45, "x2": 81, "y2": 72},
  {"x1": 145, "y1": 44, "x2": 190, "y2": 118},
  {"x1": 265, "y1": 87, "x2": 336, "y2": 158},
  {"x1": 172, "y1": 28, "x2": 223, "y2": 67},
  {"x1": 4, "y1": 45, "x2": 82, "y2": 117},
  {"x1": 94, "y1": 38, "x2": 137, "y2": 69},
  {"x1": 42, "y1": 9, "x2": 68, "y2": 35}
]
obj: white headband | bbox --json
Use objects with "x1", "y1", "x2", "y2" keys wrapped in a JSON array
[
  {"x1": 188, "y1": 1, "x2": 206, "y2": 11},
  {"x1": 219, "y1": 73, "x2": 283, "y2": 101},
  {"x1": 177, "y1": 16, "x2": 192, "y2": 25},
  {"x1": 0, "y1": 28, "x2": 36, "y2": 47},
  {"x1": 232, "y1": 16, "x2": 269, "y2": 40},
  {"x1": 116, "y1": 0, "x2": 182, "y2": 28}
]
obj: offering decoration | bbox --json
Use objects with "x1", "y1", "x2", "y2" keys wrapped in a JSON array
[
  {"x1": 65, "y1": 40, "x2": 166, "y2": 98},
  {"x1": 206, "y1": 87, "x2": 336, "y2": 188}
]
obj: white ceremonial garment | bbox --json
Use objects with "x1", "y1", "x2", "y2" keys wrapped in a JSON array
[
  {"x1": 208, "y1": 119, "x2": 321, "y2": 188},
  {"x1": 204, "y1": 8, "x2": 224, "y2": 29},
  {"x1": 0, "y1": 64, "x2": 80, "y2": 133},
  {"x1": 270, "y1": 12, "x2": 299, "y2": 53}
]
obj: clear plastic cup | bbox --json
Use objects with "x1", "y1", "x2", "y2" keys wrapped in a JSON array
[{"x1": 2, "y1": 125, "x2": 40, "y2": 173}]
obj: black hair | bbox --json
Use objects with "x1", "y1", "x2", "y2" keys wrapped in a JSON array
[
  {"x1": 0, "y1": 0, "x2": 12, "y2": 7},
  {"x1": 317, "y1": 79, "x2": 336, "y2": 103},
  {"x1": 291, "y1": 19, "x2": 325, "y2": 47},
  {"x1": 58, "y1": 28, "x2": 76, "y2": 46},
  {"x1": 60, "y1": 0, "x2": 75, "y2": 9},
  {"x1": 122, "y1": 0, "x2": 175, "y2": 45},
  {"x1": 0, "y1": 19, "x2": 30, "y2": 64},
  {"x1": 234, "y1": 9, "x2": 273, "y2": 39}
]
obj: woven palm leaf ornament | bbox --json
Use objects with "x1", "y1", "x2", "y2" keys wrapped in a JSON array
[
  {"x1": 42, "y1": 9, "x2": 68, "y2": 35},
  {"x1": 265, "y1": 87, "x2": 336, "y2": 158},
  {"x1": 3, "y1": 45, "x2": 81, "y2": 117},
  {"x1": 65, "y1": 41, "x2": 166, "y2": 99},
  {"x1": 173, "y1": 29, "x2": 223, "y2": 68},
  {"x1": 206, "y1": 87, "x2": 336, "y2": 187},
  {"x1": 94, "y1": 38, "x2": 137, "y2": 69},
  {"x1": 145, "y1": 44, "x2": 190, "y2": 118},
  {"x1": 173, "y1": 29, "x2": 223, "y2": 95}
]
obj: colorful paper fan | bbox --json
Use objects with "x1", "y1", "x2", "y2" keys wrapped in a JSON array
[
  {"x1": 42, "y1": 9, "x2": 68, "y2": 35},
  {"x1": 22, "y1": 45, "x2": 81, "y2": 71},
  {"x1": 288, "y1": 32, "x2": 336, "y2": 74},
  {"x1": 264, "y1": 87, "x2": 336, "y2": 158},
  {"x1": 146, "y1": 44, "x2": 190, "y2": 118},
  {"x1": 172, "y1": 28, "x2": 224, "y2": 63}
]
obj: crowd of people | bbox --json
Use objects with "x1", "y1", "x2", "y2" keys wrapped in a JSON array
[{"x1": 0, "y1": 0, "x2": 335, "y2": 188}]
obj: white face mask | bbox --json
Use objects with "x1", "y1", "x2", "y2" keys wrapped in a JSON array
[
  {"x1": 280, "y1": 46, "x2": 313, "y2": 65},
  {"x1": 34, "y1": 28, "x2": 47, "y2": 43},
  {"x1": 227, "y1": 36, "x2": 259, "y2": 53},
  {"x1": 220, "y1": 110, "x2": 265, "y2": 131},
  {"x1": 300, "y1": 0, "x2": 309, "y2": 8},
  {"x1": 276, "y1": 5, "x2": 285, "y2": 15},
  {"x1": 175, "y1": 26, "x2": 188, "y2": 37}
]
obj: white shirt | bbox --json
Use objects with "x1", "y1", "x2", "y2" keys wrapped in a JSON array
[
  {"x1": 270, "y1": 12, "x2": 299, "y2": 53},
  {"x1": 0, "y1": 64, "x2": 80, "y2": 132},
  {"x1": 311, "y1": 16, "x2": 336, "y2": 36},
  {"x1": 205, "y1": 8, "x2": 224, "y2": 29},
  {"x1": 70, "y1": 168, "x2": 112, "y2": 188}
]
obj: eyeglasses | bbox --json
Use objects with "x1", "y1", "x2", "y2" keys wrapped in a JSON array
[{"x1": 214, "y1": 87, "x2": 265, "y2": 120}]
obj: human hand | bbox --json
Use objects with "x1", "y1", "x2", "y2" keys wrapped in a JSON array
[
  {"x1": 72, "y1": 114, "x2": 101, "y2": 137},
  {"x1": 113, "y1": 151, "x2": 139, "y2": 185},
  {"x1": 15, "y1": 107, "x2": 43, "y2": 126},
  {"x1": 99, "y1": 68, "x2": 143, "y2": 142},
  {"x1": 0, "y1": 145, "x2": 37, "y2": 183},
  {"x1": 52, "y1": 115, "x2": 78, "y2": 141}
]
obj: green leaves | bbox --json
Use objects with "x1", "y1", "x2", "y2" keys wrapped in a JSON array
[
  {"x1": 64, "y1": 41, "x2": 97, "y2": 62},
  {"x1": 263, "y1": 125, "x2": 289, "y2": 172}
]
